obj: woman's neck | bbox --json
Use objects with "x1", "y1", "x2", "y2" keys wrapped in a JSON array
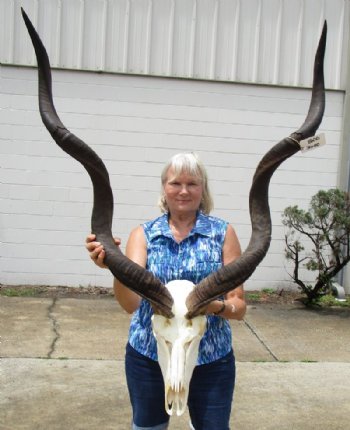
[{"x1": 168, "y1": 211, "x2": 197, "y2": 242}]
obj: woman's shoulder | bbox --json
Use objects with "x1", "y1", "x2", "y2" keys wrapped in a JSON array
[
  {"x1": 194, "y1": 213, "x2": 229, "y2": 244},
  {"x1": 127, "y1": 225, "x2": 147, "y2": 250},
  {"x1": 143, "y1": 213, "x2": 167, "y2": 231},
  {"x1": 198, "y1": 212, "x2": 228, "y2": 229},
  {"x1": 129, "y1": 224, "x2": 145, "y2": 237},
  {"x1": 142, "y1": 214, "x2": 170, "y2": 244}
]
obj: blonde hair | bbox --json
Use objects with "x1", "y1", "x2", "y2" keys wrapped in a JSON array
[{"x1": 158, "y1": 153, "x2": 214, "y2": 214}]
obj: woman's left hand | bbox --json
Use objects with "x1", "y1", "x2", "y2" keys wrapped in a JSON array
[{"x1": 205, "y1": 288, "x2": 246, "y2": 320}]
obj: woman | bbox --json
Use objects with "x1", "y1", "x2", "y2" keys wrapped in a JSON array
[{"x1": 86, "y1": 153, "x2": 246, "y2": 430}]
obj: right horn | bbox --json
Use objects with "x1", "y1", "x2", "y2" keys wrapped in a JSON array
[
  {"x1": 186, "y1": 21, "x2": 327, "y2": 318},
  {"x1": 21, "y1": 8, "x2": 174, "y2": 318}
]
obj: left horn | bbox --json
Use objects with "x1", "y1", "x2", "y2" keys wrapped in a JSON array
[
  {"x1": 21, "y1": 8, "x2": 174, "y2": 318},
  {"x1": 186, "y1": 21, "x2": 327, "y2": 318}
]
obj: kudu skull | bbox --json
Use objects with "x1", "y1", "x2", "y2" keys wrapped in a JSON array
[
  {"x1": 152, "y1": 280, "x2": 207, "y2": 415},
  {"x1": 21, "y1": 9, "x2": 327, "y2": 417}
]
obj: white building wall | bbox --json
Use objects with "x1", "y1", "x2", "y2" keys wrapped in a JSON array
[{"x1": 0, "y1": 64, "x2": 343, "y2": 289}]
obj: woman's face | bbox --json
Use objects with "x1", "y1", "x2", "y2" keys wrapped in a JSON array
[{"x1": 163, "y1": 167, "x2": 203, "y2": 215}]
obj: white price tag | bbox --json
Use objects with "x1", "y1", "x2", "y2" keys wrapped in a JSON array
[{"x1": 299, "y1": 133, "x2": 326, "y2": 153}]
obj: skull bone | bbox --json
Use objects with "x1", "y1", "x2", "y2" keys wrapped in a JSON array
[{"x1": 151, "y1": 280, "x2": 207, "y2": 416}]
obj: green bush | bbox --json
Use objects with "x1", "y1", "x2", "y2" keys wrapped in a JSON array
[{"x1": 282, "y1": 189, "x2": 350, "y2": 304}]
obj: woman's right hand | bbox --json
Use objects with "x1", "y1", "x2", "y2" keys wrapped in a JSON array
[{"x1": 85, "y1": 234, "x2": 121, "y2": 269}]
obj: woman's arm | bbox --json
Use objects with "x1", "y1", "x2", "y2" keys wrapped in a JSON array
[
  {"x1": 205, "y1": 224, "x2": 247, "y2": 320},
  {"x1": 113, "y1": 226, "x2": 145, "y2": 313}
]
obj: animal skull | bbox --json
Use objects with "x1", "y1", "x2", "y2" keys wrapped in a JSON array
[{"x1": 152, "y1": 280, "x2": 206, "y2": 416}]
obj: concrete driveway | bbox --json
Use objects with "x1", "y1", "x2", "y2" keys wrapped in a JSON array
[{"x1": 1, "y1": 296, "x2": 350, "y2": 429}]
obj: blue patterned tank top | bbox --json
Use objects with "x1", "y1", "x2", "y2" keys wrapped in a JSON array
[{"x1": 128, "y1": 212, "x2": 233, "y2": 365}]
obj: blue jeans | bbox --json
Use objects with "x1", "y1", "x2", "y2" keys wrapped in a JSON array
[{"x1": 125, "y1": 343, "x2": 235, "y2": 430}]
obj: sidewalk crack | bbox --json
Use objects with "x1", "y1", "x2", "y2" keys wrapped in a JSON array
[
  {"x1": 244, "y1": 319, "x2": 279, "y2": 362},
  {"x1": 48, "y1": 297, "x2": 59, "y2": 358}
]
